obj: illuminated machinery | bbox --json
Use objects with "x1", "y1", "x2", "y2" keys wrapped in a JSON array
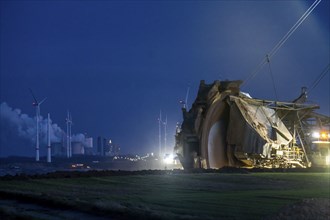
[
  {"x1": 309, "y1": 130, "x2": 330, "y2": 167},
  {"x1": 174, "y1": 80, "x2": 330, "y2": 169}
]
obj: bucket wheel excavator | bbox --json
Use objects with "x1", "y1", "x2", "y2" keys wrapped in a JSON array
[{"x1": 174, "y1": 80, "x2": 330, "y2": 169}]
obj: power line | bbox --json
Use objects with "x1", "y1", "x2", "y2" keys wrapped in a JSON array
[
  {"x1": 242, "y1": 0, "x2": 322, "y2": 87},
  {"x1": 308, "y1": 63, "x2": 330, "y2": 93},
  {"x1": 268, "y1": 0, "x2": 321, "y2": 59}
]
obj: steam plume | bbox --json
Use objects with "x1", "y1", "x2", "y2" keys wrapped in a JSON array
[{"x1": 0, "y1": 102, "x2": 88, "y2": 157}]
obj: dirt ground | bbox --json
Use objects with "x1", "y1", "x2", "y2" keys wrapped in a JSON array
[
  {"x1": 0, "y1": 199, "x2": 110, "y2": 220},
  {"x1": 265, "y1": 198, "x2": 330, "y2": 220},
  {"x1": 0, "y1": 170, "x2": 329, "y2": 219}
]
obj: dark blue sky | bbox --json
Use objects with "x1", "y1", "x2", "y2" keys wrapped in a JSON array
[{"x1": 0, "y1": 0, "x2": 329, "y2": 156}]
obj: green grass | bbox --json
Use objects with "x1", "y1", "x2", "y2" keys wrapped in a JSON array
[{"x1": 0, "y1": 172, "x2": 329, "y2": 219}]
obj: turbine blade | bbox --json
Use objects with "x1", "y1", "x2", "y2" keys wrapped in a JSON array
[
  {"x1": 29, "y1": 88, "x2": 38, "y2": 103},
  {"x1": 39, "y1": 97, "x2": 47, "y2": 105}
]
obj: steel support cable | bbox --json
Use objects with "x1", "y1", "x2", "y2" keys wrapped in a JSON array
[
  {"x1": 308, "y1": 63, "x2": 330, "y2": 93},
  {"x1": 242, "y1": 0, "x2": 322, "y2": 87},
  {"x1": 243, "y1": 57, "x2": 268, "y2": 87},
  {"x1": 266, "y1": 55, "x2": 279, "y2": 101}
]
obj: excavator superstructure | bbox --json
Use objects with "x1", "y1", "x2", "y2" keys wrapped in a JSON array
[{"x1": 174, "y1": 80, "x2": 330, "y2": 169}]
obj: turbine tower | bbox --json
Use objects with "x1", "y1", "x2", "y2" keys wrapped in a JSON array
[
  {"x1": 66, "y1": 111, "x2": 72, "y2": 158},
  {"x1": 47, "y1": 113, "x2": 51, "y2": 163},
  {"x1": 163, "y1": 115, "x2": 167, "y2": 155},
  {"x1": 29, "y1": 89, "x2": 46, "y2": 162},
  {"x1": 69, "y1": 113, "x2": 72, "y2": 157},
  {"x1": 158, "y1": 110, "x2": 162, "y2": 157}
]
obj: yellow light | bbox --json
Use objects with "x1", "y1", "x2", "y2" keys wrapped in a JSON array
[{"x1": 320, "y1": 132, "x2": 327, "y2": 139}]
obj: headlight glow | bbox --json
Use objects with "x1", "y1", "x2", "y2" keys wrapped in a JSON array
[
  {"x1": 312, "y1": 132, "x2": 320, "y2": 138},
  {"x1": 164, "y1": 154, "x2": 174, "y2": 164}
]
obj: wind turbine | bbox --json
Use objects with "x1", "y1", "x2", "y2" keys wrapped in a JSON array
[
  {"x1": 29, "y1": 89, "x2": 46, "y2": 162},
  {"x1": 66, "y1": 111, "x2": 72, "y2": 158},
  {"x1": 69, "y1": 113, "x2": 72, "y2": 157},
  {"x1": 158, "y1": 110, "x2": 162, "y2": 157},
  {"x1": 47, "y1": 113, "x2": 51, "y2": 163},
  {"x1": 163, "y1": 115, "x2": 167, "y2": 155}
]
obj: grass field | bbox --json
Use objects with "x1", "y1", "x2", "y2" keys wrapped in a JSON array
[{"x1": 0, "y1": 171, "x2": 329, "y2": 219}]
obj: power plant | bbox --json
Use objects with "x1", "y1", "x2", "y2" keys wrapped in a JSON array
[
  {"x1": 97, "y1": 136, "x2": 120, "y2": 156},
  {"x1": 49, "y1": 136, "x2": 94, "y2": 157},
  {"x1": 174, "y1": 80, "x2": 330, "y2": 169}
]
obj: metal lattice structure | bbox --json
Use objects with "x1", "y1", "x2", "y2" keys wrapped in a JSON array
[{"x1": 174, "y1": 80, "x2": 330, "y2": 169}]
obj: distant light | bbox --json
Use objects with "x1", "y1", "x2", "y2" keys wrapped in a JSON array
[
  {"x1": 109, "y1": 140, "x2": 112, "y2": 144},
  {"x1": 164, "y1": 154, "x2": 174, "y2": 164}
]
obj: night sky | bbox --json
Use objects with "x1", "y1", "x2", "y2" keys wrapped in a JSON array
[{"x1": 0, "y1": 0, "x2": 329, "y2": 157}]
